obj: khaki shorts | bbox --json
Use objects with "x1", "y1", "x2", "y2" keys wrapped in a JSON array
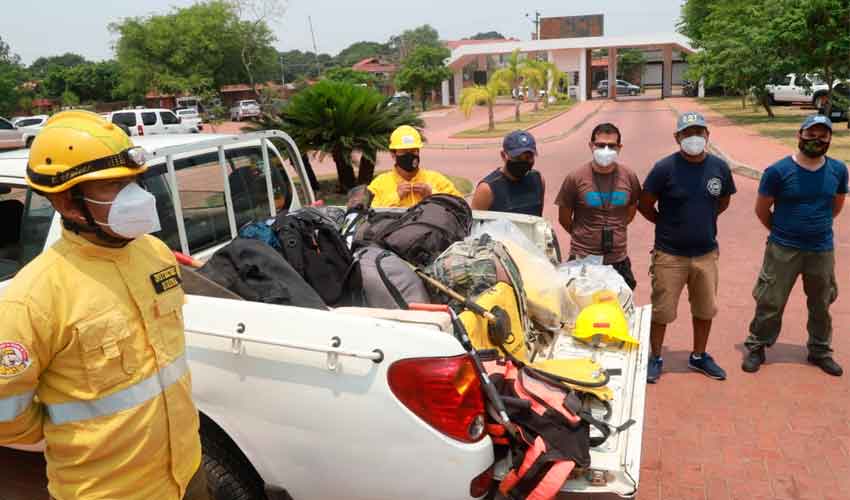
[{"x1": 649, "y1": 249, "x2": 719, "y2": 324}]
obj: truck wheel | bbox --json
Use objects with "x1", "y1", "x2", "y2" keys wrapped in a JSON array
[
  {"x1": 25, "y1": 137, "x2": 34, "y2": 149},
  {"x1": 201, "y1": 417, "x2": 268, "y2": 500}
]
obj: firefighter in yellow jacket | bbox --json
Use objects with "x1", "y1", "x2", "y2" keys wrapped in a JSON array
[
  {"x1": 368, "y1": 125, "x2": 462, "y2": 207},
  {"x1": 0, "y1": 111, "x2": 209, "y2": 500}
]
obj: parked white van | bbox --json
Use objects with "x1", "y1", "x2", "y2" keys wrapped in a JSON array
[{"x1": 108, "y1": 108, "x2": 198, "y2": 136}]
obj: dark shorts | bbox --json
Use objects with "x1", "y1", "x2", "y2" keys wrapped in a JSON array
[{"x1": 569, "y1": 255, "x2": 637, "y2": 290}]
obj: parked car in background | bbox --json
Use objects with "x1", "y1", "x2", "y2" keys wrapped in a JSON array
[
  {"x1": 175, "y1": 108, "x2": 203, "y2": 132},
  {"x1": 12, "y1": 115, "x2": 48, "y2": 129},
  {"x1": 230, "y1": 99, "x2": 261, "y2": 121},
  {"x1": 387, "y1": 92, "x2": 412, "y2": 109},
  {"x1": 598, "y1": 79, "x2": 641, "y2": 97},
  {"x1": 176, "y1": 95, "x2": 202, "y2": 113},
  {"x1": 108, "y1": 108, "x2": 197, "y2": 136},
  {"x1": 0, "y1": 117, "x2": 34, "y2": 149}
]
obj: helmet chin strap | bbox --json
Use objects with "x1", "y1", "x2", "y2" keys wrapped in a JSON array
[{"x1": 65, "y1": 186, "x2": 130, "y2": 246}]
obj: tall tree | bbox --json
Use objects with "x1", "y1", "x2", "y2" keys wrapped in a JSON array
[
  {"x1": 468, "y1": 31, "x2": 506, "y2": 40},
  {"x1": 491, "y1": 49, "x2": 524, "y2": 122},
  {"x1": 0, "y1": 36, "x2": 24, "y2": 115},
  {"x1": 771, "y1": 0, "x2": 850, "y2": 114},
  {"x1": 110, "y1": 0, "x2": 277, "y2": 101},
  {"x1": 680, "y1": 0, "x2": 789, "y2": 117},
  {"x1": 394, "y1": 45, "x2": 451, "y2": 110},
  {"x1": 228, "y1": 0, "x2": 286, "y2": 98},
  {"x1": 28, "y1": 53, "x2": 87, "y2": 79},
  {"x1": 389, "y1": 24, "x2": 441, "y2": 60},
  {"x1": 520, "y1": 59, "x2": 547, "y2": 111}
]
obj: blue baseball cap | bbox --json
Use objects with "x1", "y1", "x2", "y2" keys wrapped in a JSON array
[
  {"x1": 676, "y1": 112, "x2": 708, "y2": 133},
  {"x1": 503, "y1": 130, "x2": 537, "y2": 157},
  {"x1": 800, "y1": 114, "x2": 833, "y2": 131}
]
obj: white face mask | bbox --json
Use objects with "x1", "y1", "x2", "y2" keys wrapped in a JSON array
[
  {"x1": 681, "y1": 136, "x2": 707, "y2": 156},
  {"x1": 85, "y1": 182, "x2": 161, "y2": 239},
  {"x1": 593, "y1": 147, "x2": 618, "y2": 167}
]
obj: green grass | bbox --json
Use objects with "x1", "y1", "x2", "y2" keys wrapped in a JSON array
[
  {"x1": 299, "y1": 170, "x2": 473, "y2": 206},
  {"x1": 452, "y1": 102, "x2": 573, "y2": 139},
  {"x1": 699, "y1": 97, "x2": 850, "y2": 164}
]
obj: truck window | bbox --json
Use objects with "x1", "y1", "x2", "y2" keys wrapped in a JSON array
[
  {"x1": 111, "y1": 112, "x2": 137, "y2": 127},
  {"x1": 160, "y1": 111, "x2": 179, "y2": 125},
  {"x1": 142, "y1": 112, "x2": 158, "y2": 126},
  {"x1": 0, "y1": 118, "x2": 14, "y2": 130},
  {"x1": 0, "y1": 185, "x2": 55, "y2": 281},
  {"x1": 782, "y1": 75, "x2": 793, "y2": 86},
  {"x1": 139, "y1": 146, "x2": 292, "y2": 254}
]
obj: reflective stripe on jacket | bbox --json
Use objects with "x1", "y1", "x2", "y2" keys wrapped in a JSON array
[{"x1": 0, "y1": 230, "x2": 201, "y2": 500}]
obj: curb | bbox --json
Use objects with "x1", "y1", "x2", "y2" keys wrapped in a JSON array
[{"x1": 425, "y1": 102, "x2": 605, "y2": 150}]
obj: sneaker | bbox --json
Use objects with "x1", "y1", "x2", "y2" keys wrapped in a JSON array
[
  {"x1": 688, "y1": 352, "x2": 727, "y2": 380},
  {"x1": 647, "y1": 355, "x2": 663, "y2": 384},
  {"x1": 807, "y1": 355, "x2": 843, "y2": 377},
  {"x1": 742, "y1": 347, "x2": 766, "y2": 373}
]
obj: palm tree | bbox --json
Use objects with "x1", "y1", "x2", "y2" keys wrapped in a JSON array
[
  {"x1": 248, "y1": 80, "x2": 424, "y2": 191},
  {"x1": 459, "y1": 78, "x2": 510, "y2": 131},
  {"x1": 520, "y1": 61, "x2": 547, "y2": 112},
  {"x1": 491, "y1": 49, "x2": 524, "y2": 122}
]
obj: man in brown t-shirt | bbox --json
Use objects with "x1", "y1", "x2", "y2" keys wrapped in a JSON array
[{"x1": 555, "y1": 122, "x2": 642, "y2": 288}]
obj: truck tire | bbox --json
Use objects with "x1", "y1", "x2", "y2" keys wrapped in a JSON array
[
  {"x1": 25, "y1": 137, "x2": 34, "y2": 149},
  {"x1": 201, "y1": 416, "x2": 268, "y2": 500}
]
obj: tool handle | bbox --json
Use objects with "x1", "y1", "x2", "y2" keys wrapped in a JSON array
[{"x1": 174, "y1": 251, "x2": 203, "y2": 269}]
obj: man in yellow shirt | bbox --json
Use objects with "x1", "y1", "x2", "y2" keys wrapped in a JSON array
[
  {"x1": 368, "y1": 125, "x2": 462, "y2": 207},
  {"x1": 0, "y1": 111, "x2": 209, "y2": 500}
]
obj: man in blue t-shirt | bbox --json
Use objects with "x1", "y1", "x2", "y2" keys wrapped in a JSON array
[
  {"x1": 638, "y1": 112, "x2": 736, "y2": 383},
  {"x1": 742, "y1": 115, "x2": 847, "y2": 377}
]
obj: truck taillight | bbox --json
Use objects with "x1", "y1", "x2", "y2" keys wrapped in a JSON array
[
  {"x1": 137, "y1": 124, "x2": 144, "y2": 136},
  {"x1": 388, "y1": 355, "x2": 486, "y2": 443}
]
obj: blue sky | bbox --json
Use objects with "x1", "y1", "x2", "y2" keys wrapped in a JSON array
[{"x1": 2, "y1": 0, "x2": 685, "y2": 64}]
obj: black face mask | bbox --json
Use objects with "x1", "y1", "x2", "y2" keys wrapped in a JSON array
[
  {"x1": 799, "y1": 137, "x2": 830, "y2": 158},
  {"x1": 396, "y1": 153, "x2": 419, "y2": 172},
  {"x1": 505, "y1": 159, "x2": 533, "y2": 178}
]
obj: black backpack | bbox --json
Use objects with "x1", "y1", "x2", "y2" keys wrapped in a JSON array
[
  {"x1": 272, "y1": 207, "x2": 360, "y2": 306},
  {"x1": 353, "y1": 194, "x2": 473, "y2": 268},
  {"x1": 198, "y1": 238, "x2": 327, "y2": 310}
]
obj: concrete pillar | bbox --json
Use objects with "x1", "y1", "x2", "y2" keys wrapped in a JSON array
[
  {"x1": 578, "y1": 49, "x2": 588, "y2": 102},
  {"x1": 607, "y1": 47, "x2": 618, "y2": 99},
  {"x1": 698, "y1": 77, "x2": 706, "y2": 98},
  {"x1": 453, "y1": 68, "x2": 463, "y2": 106},
  {"x1": 441, "y1": 79, "x2": 450, "y2": 107},
  {"x1": 662, "y1": 45, "x2": 673, "y2": 98}
]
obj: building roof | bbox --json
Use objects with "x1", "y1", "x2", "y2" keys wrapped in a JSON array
[
  {"x1": 448, "y1": 32, "x2": 695, "y2": 69},
  {"x1": 352, "y1": 57, "x2": 397, "y2": 73},
  {"x1": 444, "y1": 38, "x2": 520, "y2": 50}
]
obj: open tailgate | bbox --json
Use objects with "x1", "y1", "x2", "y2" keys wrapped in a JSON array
[{"x1": 494, "y1": 305, "x2": 651, "y2": 498}]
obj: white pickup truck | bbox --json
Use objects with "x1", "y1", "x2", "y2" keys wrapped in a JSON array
[
  {"x1": 0, "y1": 132, "x2": 649, "y2": 500},
  {"x1": 766, "y1": 73, "x2": 846, "y2": 108}
]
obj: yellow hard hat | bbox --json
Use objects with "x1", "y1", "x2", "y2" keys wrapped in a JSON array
[
  {"x1": 26, "y1": 110, "x2": 148, "y2": 194},
  {"x1": 389, "y1": 125, "x2": 423, "y2": 150},
  {"x1": 573, "y1": 302, "x2": 638, "y2": 345}
]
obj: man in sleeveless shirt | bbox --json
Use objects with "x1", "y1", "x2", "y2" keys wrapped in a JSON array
[
  {"x1": 471, "y1": 130, "x2": 545, "y2": 216},
  {"x1": 555, "y1": 123, "x2": 641, "y2": 289}
]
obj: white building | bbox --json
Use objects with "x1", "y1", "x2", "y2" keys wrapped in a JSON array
[{"x1": 443, "y1": 33, "x2": 696, "y2": 105}]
